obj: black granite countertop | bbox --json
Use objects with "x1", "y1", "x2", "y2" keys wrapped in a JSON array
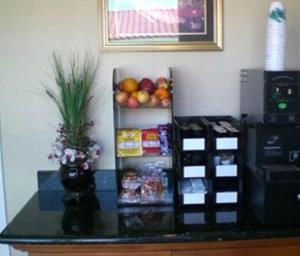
[
  {"x1": 2, "y1": 190, "x2": 300, "y2": 245},
  {"x1": 1, "y1": 170, "x2": 300, "y2": 245}
]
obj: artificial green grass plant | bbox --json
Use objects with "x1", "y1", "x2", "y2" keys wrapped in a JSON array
[{"x1": 45, "y1": 53, "x2": 97, "y2": 149}]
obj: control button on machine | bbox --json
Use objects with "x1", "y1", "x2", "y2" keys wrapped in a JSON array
[
  {"x1": 278, "y1": 102, "x2": 288, "y2": 110},
  {"x1": 272, "y1": 87, "x2": 281, "y2": 99}
]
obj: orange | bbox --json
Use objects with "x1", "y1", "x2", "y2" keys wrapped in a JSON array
[
  {"x1": 131, "y1": 91, "x2": 138, "y2": 99},
  {"x1": 122, "y1": 78, "x2": 138, "y2": 93},
  {"x1": 154, "y1": 88, "x2": 170, "y2": 100}
]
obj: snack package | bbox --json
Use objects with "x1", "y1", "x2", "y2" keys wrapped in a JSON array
[
  {"x1": 158, "y1": 124, "x2": 172, "y2": 156},
  {"x1": 139, "y1": 162, "x2": 166, "y2": 203},
  {"x1": 181, "y1": 179, "x2": 207, "y2": 194},
  {"x1": 141, "y1": 176, "x2": 164, "y2": 202},
  {"x1": 117, "y1": 129, "x2": 142, "y2": 157},
  {"x1": 119, "y1": 189, "x2": 141, "y2": 204},
  {"x1": 142, "y1": 128, "x2": 160, "y2": 155},
  {"x1": 121, "y1": 169, "x2": 141, "y2": 190},
  {"x1": 220, "y1": 153, "x2": 235, "y2": 165}
]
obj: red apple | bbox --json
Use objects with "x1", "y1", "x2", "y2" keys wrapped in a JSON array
[
  {"x1": 137, "y1": 90, "x2": 150, "y2": 104},
  {"x1": 161, "y1": 98, "x2": 171, "y2": 108},
  {"x1": 127, "y1": 96, "x2": 139, "y2": 108},
  {"x1": 156, "y1": 77, "x2": 169, "y2": 90},
  {"x1": 148, "y1": 94, "x2": 160, "y2": 107},
  {"x1": 115, "y1": 91, "x2": 129, "y2": 106},
  {"x1": 139, "y1": 78, "x2": 155, "y2": 94},
  {"x1": 118, "y1": 81, "x2": 124, "y2": 91}
]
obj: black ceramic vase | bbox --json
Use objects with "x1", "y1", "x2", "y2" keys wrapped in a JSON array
[{"x1": 60, "y1": 163, "x2": 95, "y2": 202}]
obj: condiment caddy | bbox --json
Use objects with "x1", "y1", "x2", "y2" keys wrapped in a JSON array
[{"x1": 173, "y1": 115, "x2": 244, "y2": 209}]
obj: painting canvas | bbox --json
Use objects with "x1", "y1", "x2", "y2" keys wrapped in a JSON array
[{"x1": 101, "y1": 0, "x2": 223, "y2": 51}]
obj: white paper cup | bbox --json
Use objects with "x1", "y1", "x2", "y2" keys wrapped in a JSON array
[{"x1": 265, "y1": 1, "x2": 286, "y2": 71}]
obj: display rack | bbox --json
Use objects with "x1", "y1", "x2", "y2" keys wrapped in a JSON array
[{"x1": 112, "y1": 68, "x2": 174, "y2": 206}]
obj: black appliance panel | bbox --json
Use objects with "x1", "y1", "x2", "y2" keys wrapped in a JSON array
[
  {"x1": 241, "y1": 70, "x2": 300, "y2": 124},
  {"x1": 248, "y1": 168, "x2": 300, "y2": 226},
  {"x1": 246, "y1": 125, "x2": 300, "y2": 167}
]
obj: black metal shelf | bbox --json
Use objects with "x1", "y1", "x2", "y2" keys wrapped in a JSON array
[
  {"x1": 117, "y1": 154, "x2": 172, "y2": 159},
  {"x1": 112, "y1": 67, "x2": 175, "y2": 206},
  {"x1": 114, "y1": 104, "x2": 173, "y2": 110}
]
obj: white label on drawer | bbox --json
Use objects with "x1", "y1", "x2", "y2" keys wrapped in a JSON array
[
  {"x1": 216, "y1": 211, "x2": 237, "y2": 224},
  {"x1": 216, "y1": 165, "x2": 238, "y2": 177},
  {"x1": 216, "y1": 192, "x2": 238, "y2": 204},
  {"x1": 183, "y1": 193, "x2": 205, "y2": 205},
  {"x1": 216, "y1": 137, "x2": 238, "y2": 150},
  {"x1": 184, "y1": 166, "x2": 206, "y2": 178},
  {"x1": 183, "y1": 212, "x2": 205, "y2": 225},
  {"x1": 183, "y1": 138, "x2": 205, "y2": 151}
]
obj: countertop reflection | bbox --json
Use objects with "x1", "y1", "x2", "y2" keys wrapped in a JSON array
[{"x1": 2, "y1": 190, "x2": 300, "y2": 245}]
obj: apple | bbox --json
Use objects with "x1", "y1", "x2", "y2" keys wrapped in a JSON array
[
  {"x1": 148, "y1": 94, "x2": 160, "y2": 107},
  {"x1": 118, "y1": 81, "x2": 124, "y2": 91},
  {"x1": 139, "y1": 78, "x2": 155, "y2": 94},
  {"x1": 127, "y1": 96, "x2": 139, "y2": 108},
  {"x1": 156, "y1": 77, "x2": 169, "y2": 90},
  {"x1": 137, "y1": 90, "x2": 150, "y2": 104},
  {"x1": 161, "y1": 98, "x2": 171, "y2": 108},
  {"x1": 115, "y1": 91, "x2": 129, "y2": 106}
]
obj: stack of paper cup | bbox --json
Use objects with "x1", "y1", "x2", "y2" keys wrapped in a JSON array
[{"x1": 265, "y1": 2, "x2": 286, "y2": 71}]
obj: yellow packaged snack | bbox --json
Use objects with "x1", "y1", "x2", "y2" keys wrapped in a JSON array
[{"x1": 117, "y1": 129, "x2": 142, "y2": 157}]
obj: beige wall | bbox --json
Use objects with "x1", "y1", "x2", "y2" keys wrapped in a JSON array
[{"x1": 0, "y1": 0, "x2": 299, "y2": 255}]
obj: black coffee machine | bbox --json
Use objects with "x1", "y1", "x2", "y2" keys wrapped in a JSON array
[{"x1": 240, "y1": 70, "x2": 300, "y2": 226}]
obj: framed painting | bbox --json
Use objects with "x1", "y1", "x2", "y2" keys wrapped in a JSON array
[{"x1": 100, "y1": 0, "x2": 223, "y2": 51}]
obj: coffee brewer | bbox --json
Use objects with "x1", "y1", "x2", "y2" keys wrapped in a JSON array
[{"x1": 241, "y1": 70, "x2": 300, "y2": 226}]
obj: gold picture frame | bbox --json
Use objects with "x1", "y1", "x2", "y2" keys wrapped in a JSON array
[{"x1": 100, "y1": 0, "x2": 223, "y2": 51}]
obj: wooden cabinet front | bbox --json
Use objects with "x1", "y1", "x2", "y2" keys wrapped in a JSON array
[
  {"x1": 30, "y1": 253, "x2": 171, "y2": 256},
  {"x1": 174, "y1": 246, "x2": 300, "y2": 256},
  {"x1": 14, "y1": 238, "x2": 300, "y2": 256}
]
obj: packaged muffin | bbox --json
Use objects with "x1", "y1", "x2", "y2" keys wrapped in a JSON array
[
  {"x1": 139, "y1": 162, "x2": 166, "y2": 203},
  {"x1": 119, "y1": 189, "x2": 141, "y2": 204},
  {"x1": 121, "y1": 169, "x2": 141, "y2": 190},
  {"x1": 141, "y1": 176, "x2": 164, "y2": 202}
]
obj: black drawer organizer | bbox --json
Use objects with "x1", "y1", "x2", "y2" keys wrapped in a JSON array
[
  {"x1": 205, "y1": 116, "x2": 243, "y2": 207},
  {"x1": 174, "y1": 117, "x2": 210, "y2": 207},
  {"x1": 174, "y1": 116, "x2": 244, "y2": 210}
]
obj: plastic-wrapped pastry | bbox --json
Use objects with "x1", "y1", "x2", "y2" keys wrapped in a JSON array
[
  {"x1": 121, "y1": 169, "x2": 141, "y2": 190},
  {"x1": 141, "y1": 176, "x2": 164, "y2": 202},
  {"x1": 119, "y1": 189, "x2": 141, "y2": 204}
]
